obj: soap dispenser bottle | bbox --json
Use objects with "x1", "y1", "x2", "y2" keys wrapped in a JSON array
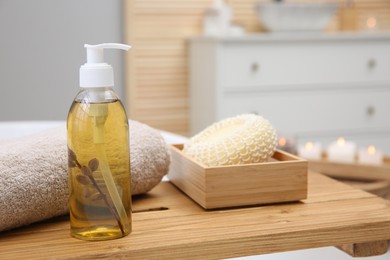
[{"x1": 67, "y1": 43, "x2": 131, "y2": 241}]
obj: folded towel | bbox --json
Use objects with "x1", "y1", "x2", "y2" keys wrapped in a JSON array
[
  {"x1": 129, "y1": 120, "x2": 171, "y2": 195},
  {"x1": 0, "y1": 120, "x2": 170, "y2": 232}
]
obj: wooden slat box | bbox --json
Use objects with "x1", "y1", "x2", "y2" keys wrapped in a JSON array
[{"x1": 168, "y1": 144, "x2": 308, "y2": 209}]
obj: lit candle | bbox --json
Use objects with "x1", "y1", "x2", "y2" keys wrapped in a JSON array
[
  {"x1": 277, "y1": 136, "x2": 297, "y2": 154},
  {"x1": 327, "y1": 137, "x2": 357, "y2": 163},
  {"x1": 297, "y1": 141, "x2": 322, "y2": 160},
  {"x1": 279, "y1": 137, "x2": 286, "y2": 146},
  {"x1": 358, "y1": 145, "x2": 383, "y2": 165}
]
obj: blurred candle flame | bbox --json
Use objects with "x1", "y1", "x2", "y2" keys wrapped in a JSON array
[
  {"x1": 278, "y1": 137, "x2": 286, "y2": 147},
  {"x1": 368, "y1": 145, "x2": 376, "y2": 155},
  {"x1": 305, "y1": 142, "x2": 314, "y2": 150},
  {"x1": 337, "y1": 137, "x2": 345, "y2": 146}
]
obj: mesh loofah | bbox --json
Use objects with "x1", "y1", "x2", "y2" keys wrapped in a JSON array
[{"x1": 183, "y1": 114, "x2": 278, "y2": 167}]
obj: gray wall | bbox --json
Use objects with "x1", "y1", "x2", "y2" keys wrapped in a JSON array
[{"x1": 0, "y1": 0, "x2": 124, "y2": 121}]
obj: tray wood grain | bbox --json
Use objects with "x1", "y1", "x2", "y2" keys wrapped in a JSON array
[
  {"x1": 308, "y1": 155, "x2": 390, "y2": 199},
  {"x1": 1, "y1": 172, "x2": 390, "y2": 259}
]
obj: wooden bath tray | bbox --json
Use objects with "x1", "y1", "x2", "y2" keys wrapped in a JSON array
[
  {"x1": 308, "y1": 155, "x2": 390, "y2": 199},
  {"x1": 1, "y1": 172, "x2": 390, "y2": 259},
  {"x1": 308, "y1": 155, "x2": 390, "y2": 182}
]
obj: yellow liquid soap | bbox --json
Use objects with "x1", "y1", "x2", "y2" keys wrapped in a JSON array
[{"x1": 67, "y1": 99, "x2": 131, "y2": 241}]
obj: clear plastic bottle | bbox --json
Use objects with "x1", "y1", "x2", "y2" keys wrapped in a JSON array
[{"x1": 67, "y1": 43, "x2": 131, "y2": 241}]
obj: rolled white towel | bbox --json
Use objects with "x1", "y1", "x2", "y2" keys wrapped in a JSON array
[{"x1": 0, "y1": 120, "x2": 170, "y2": 232}]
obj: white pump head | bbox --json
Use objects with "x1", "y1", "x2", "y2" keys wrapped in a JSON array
[{"x1": 80, "y1": 43, "x2": 131, "y2": 88}]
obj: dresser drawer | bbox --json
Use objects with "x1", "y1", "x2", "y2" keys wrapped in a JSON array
[
  {"x1": 217, "y1": 88, "x2": 390, "y2": 134},
  {"x1": 219, "y1": 41, "x2": 390, "y2": 89}
]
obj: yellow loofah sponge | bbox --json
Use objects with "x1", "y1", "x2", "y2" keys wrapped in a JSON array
[{"x1": 183, "y1": 114, "x2": 278, "y2": 167}]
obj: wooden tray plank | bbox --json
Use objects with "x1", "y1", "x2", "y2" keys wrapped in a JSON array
[
  {"x1": 1, "y1": 173, "x2": 390, "y2": 259},
  {"x1": 309, "y1": 158, "x2": 390, "y2": 181}
]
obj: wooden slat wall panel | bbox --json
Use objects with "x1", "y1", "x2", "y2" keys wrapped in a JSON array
[{"x1": 124, "y1": 0, "x2": 390, "y2": 136}]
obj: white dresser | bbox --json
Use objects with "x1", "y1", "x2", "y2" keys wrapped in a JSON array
[{"x1": 189, "y1": 32, "x2": 390, "y2": 153}]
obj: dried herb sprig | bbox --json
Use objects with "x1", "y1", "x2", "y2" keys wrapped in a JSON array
[{"x1": 68, "y1": 147, "x2": 125, "y2": 235}]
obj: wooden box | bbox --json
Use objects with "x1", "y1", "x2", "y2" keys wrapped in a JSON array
[{"x1": 168, "y1": 144, "x2": 308, "y2": 209}]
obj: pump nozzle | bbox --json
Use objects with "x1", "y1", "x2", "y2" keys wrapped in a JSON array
[
  {"x1": 84, "y1": 43, "x2": 131, "y2": 64},
  {"x1": 80, "y1": 43, "x2": 131, "y2": 88}
]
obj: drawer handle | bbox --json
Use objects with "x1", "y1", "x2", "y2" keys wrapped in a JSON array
[
  {"x1": 251, "y1": 63, "x2": 259, "y2": 73},
  {"x1": 366, "y1": 106, "x2": 375, "y2": 116},
  {"x1": 367, "y1": 58, "x2": 377, "y2": 69}
]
